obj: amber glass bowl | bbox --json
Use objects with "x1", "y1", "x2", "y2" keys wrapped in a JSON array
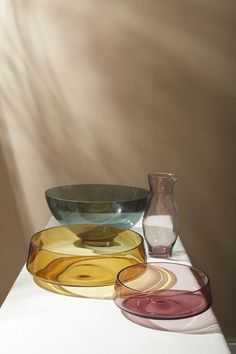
[
  {"x1": 27, "y1": 224, "x2": 146, "y2": 298},
  {"x1": 45, "y1": 184, "x2": 148, "y2": 228},
  {"x1": 114, "y1": 262, "x2": 212, "y2": 320}
]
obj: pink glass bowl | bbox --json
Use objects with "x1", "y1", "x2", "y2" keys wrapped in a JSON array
[{"x1": 114, "y1": 262, "x2": 212, "y2": 320}]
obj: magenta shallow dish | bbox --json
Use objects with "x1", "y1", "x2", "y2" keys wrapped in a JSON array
[{"x1": 114, "y1": 262, "x2": 212, "y2": 320}]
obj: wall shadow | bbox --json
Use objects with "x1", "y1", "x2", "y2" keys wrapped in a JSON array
[{"x1": 0, "y1": 144, "x2": 27, "y2": 304}]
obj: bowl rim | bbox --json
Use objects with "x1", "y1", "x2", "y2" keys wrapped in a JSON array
[
  {"x1": 28, "y1": 224, "x2": 145, "y2": 256},
  {"x1": 44, "y1": 184, "x2": 149, "y2": 203},
  {"x1": 115, "y1": 261, "x2": 210, "y2": 296}
]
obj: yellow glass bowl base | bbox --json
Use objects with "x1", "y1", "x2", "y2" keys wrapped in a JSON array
[
  {"x1": 34, "y1": 276, "x2": 115, "y2": 299},
  {"x1": 27, "y1": 225, "x2": 146, "y2": 298}
]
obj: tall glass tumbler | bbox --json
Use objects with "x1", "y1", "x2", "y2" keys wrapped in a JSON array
[{"x1": 142, "y1": 173, "x2": 178, "y2": 258}]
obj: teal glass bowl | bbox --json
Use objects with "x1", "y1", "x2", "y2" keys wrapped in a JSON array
[{"x1": 45, "y1": 184, "x2": 149, "y2": 228}]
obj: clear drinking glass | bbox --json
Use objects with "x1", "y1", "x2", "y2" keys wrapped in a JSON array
[{"x1": 142, "y1": 173, "x2": 178, "y2": 258}]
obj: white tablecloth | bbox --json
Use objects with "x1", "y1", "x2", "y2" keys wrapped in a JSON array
[{"x1": 0, "y1": 218, "x2": 230, "y2": 354}]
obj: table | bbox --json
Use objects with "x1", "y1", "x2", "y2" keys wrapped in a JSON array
[{"x1": 0, "y1": 218, "x2": 230, "y2": 354}]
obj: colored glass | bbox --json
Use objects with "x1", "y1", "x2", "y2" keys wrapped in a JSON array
[
  {"x1": 142, "y1": 173, "x2": 178, "y2": 257},
  {"x1": 121, "y1": 308, "x2": 220, "y2": 334},
  {"x1": 27, "y1": 224, "x2": 146, "y2": 298},
  {"x1": 45, "y1": 184, "x2": 149, "y2": 228},
  {"x1": 114, "y1": 262, "x2": 212, "y2": 320}
]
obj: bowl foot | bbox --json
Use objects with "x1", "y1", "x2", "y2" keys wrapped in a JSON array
[{"x1": 33, "y1": 276, "x2": 114, "y2": 299}]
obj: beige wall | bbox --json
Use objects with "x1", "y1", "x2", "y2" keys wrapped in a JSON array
[{"x1": 0, "y1": 0, "x2": 235, "y2": 337}]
